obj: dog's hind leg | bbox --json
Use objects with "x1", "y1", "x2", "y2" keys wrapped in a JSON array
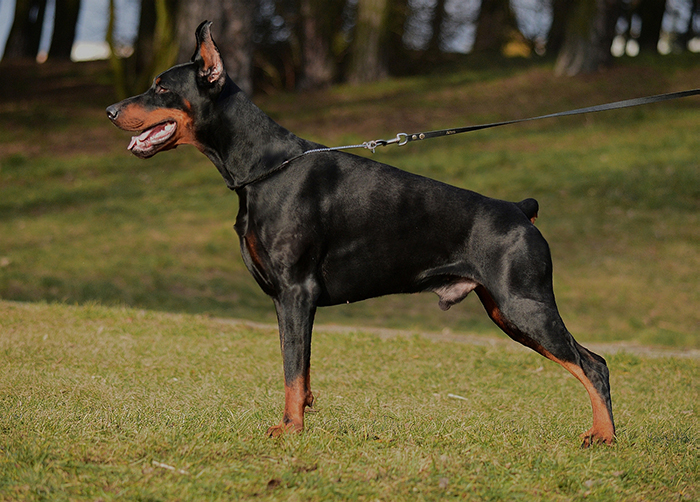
[
  {"x1": 475, "y1": 284, "x2": 615, "y2": 447},
  {"x1": 267, "y1": 282, "x2": 319, "y2": 437}
]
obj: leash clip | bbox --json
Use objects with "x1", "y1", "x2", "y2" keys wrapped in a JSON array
[
  {"x1": 363, "y1": 133, "x2": 408, "y2": 153},
  {"x1": 389, "y1": 133, "x2": 408, "y2": 146},
  {"x1": 363, "y1": 139, "x2": 380, "y2": 153},
  {"x1": 382, "y1": 133, "x2": 408, "y2": 146}
]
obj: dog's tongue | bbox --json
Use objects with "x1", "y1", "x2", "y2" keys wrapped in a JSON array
[{"x1": 128, "y1": 122, "x2": 176, "y2": 151}]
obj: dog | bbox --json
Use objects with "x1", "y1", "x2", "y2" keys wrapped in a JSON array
[{"x1": 106, "y1": 21, "x2": 615, "y2": 446}]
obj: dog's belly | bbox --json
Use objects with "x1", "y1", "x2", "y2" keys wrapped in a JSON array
[
  {"x1": 316, "y1": 237, "x2": 479, "y2": 306},
  {"x1": 317, "y1": 268, "x2": 478, "y2": 309}
]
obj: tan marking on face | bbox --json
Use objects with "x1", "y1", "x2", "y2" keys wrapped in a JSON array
[{"x1": 112, "y1": 101, "x2": 203, "y2": 152}]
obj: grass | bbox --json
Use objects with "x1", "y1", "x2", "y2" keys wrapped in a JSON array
[
  {"x1": 1, "y1": 58, "x2": 699, "y2": 347},
  {"x1": 1, "y1": 300, "x2": 698, "y2": 501},
  {"x1": 0, "y1": 56, "x2": 699, "y2": 499}
]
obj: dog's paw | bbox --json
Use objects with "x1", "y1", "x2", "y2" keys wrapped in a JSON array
[
  {"x1": 266, "y1": 421, "x2": 303, "y2": 438},
  {"x1": 580, "y1": 427, "x2": 615, "y2": 448}
]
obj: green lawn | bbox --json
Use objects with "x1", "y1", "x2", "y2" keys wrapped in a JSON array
[
  {"x1": 1, "y1": 300, "x2": 698, "y2": 501},
  {"x1": 1, "y1": 58, "x2": 698, "y2": 347},
  {"x1": 0, "y1": 56, "x2": 699, "y2": 500}
]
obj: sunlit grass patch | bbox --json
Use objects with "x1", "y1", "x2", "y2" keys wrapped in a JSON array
[{"x1": 1, "y1": 301, "x2": 698, "y2": 500}]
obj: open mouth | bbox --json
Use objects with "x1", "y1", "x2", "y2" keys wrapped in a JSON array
[{"x1": 128, "y1": 121, "x2": 177, "y2": 158}]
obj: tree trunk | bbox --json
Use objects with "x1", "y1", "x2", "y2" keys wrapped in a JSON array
[
  {"x1": 636, "y1": 0, "x2": 666, "y2": 52},
  {"x1": 150, "y1": 0, "x2": 180, "y2": 75},
  {"x1": 108, "y1": 0, "x2": 178, "y2": 98},
  {"x1": 298, "y1": 0, "x2": 336, "y2": 89},
  {"x1": 678, "y1": 0, "x2": 699, "y2": 47},
  {"x1": 385, "y1": 0, "x2": 409, "y2": 73},
  {"x1": 48, "y1": 0, "x2": 82, "y2": 60},
  {"x1": 472, "y1": 0, "x2": 520, "y2": 53},
  {"x1": 427, "y1": 0, "x2": 447, "y2": 55},
  {"x1": 554, "y1": 0, "x2": 622, "y2": 76},
  {"x1": 348, "y1": 0, "x2": 389, "y2": 83},
  {"x1": 547, "y1": 0, "x2": 574, "y2": 55},
  {"x1": 176, "y1": 0, "x2": 255, "y2": 95},
  {"x1": 107, "y1": 0, "x2": 127, "y2": 98},
  {"x1": 4, "y1": 0, "x2": 48, "y2": 60},
  {"x1": 131, "y1": 0, "x2": 158, "y2": 83}
]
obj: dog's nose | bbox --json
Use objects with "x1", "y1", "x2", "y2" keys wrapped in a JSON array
[{"x1": 106, "y1": 104, "x2": 119, "y2": 121}]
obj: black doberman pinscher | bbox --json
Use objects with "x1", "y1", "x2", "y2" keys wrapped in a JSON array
[{"x1": 107, "y1": 21, "x2": 615, "y2": 446}]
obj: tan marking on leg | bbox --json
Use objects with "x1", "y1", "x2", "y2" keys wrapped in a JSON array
[
  {"x1": 266, "y1": 373, "x2": 314, "y2": 438},
  {"x1": 476, "y1": 285, "x2": 614, "y2": 446},
  {"x1": 556, "y1": 359, "x2": 615, "y2": 446}
]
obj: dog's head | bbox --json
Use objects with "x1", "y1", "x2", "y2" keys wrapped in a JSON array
[{"x1": 106, "y1": 21, "x2": 226, "y2": 159}]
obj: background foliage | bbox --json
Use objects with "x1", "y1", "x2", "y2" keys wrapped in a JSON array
[{"x1": 3, "y1": 0, "x2": 700, "y2": 94}]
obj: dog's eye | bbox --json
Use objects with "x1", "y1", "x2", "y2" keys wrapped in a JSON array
[{"x1": 155, "y1": 84, "x2": 169, "y2": 95}]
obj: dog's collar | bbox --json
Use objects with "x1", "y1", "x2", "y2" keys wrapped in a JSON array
[
  {"x1": 231, "y1": 152, "x2": 308, "y2": 191},
  {"x1": 231, "y1": 134, "x2": 408, "y2": 190},
  {"x1": 232, "y1": 145, "x2": 359, "y2": 191}
]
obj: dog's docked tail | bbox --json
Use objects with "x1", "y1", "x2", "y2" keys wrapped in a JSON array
[{"x1": 516, "y1": 198, "x2": 539, "y2": 224}]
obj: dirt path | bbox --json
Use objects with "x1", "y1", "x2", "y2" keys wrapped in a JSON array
[
  {"x1": 217, "y1": 318, "x2": 700, "y2": 360},
  {"x1": 6, "y1": 300, "x2": 697, "y2": 359}
]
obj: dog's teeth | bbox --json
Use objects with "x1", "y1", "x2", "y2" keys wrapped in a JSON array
[{"x1": 128, "y1": 122, "x2": 176, "y2": 152}]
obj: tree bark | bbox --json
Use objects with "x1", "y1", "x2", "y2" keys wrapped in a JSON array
[
  {"x1": 4, "y1": 0, "x2": 48, "y2": 60},
  {"x1": 472, "y1": 0, "x2": 520, "y2": 53},
  {"x1": 384, "y1": 0, "x2": 409, "y2": 73},
  {"x1": 48, "y1": 0, "x2": 82, "y2": 60},
  {"x1": 554, "y1": 0, "x2": 622, "y2": 76},
  {"x1": 298, "y1": 0, "x2": 336, "y2": 89},
  {"x1": 131, "y1": 0, "x2": 158, "y2": 82},
  {"x1": 149, "y1": 0, "x2": 180, "y2": 76},
  {"x1": 678, "y1": 0, "x2": 699, "y2": 47},
  {"x1": 347, "y1": 0, "x2": 389, "y2": 83},
  {"x1": 547, "y1": 0, "x2": 574, "y2": 55},
  {"x1": 176, "y1": 0, "x2": 255, "y2": 95},
  {"x1": 108, "y1": 0, "x2": 178, "y2": 98},
  {"x1": 427, "y1": 0, "x2": 447, "y2": 55},
  {"x1": 636, "y1": 0, "x2": 666, "y2": 52}
]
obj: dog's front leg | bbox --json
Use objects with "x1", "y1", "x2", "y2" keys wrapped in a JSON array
[{"x1": 267, "y1": 284, "x2": 318, "y2": 437}]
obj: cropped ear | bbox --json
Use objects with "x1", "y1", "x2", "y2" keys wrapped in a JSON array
[{"x1": 192, "y1": 21, "x2": 225, "y2": 88}]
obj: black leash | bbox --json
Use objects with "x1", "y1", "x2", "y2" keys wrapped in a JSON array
[
  {"x1": 235, "y1": 87, "x2": 700, "y2": 189},
  {"x1": 362, "y1": 87, "x2": 700, "y2": 151}
]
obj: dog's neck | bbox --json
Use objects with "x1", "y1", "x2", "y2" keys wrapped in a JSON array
[{"x1": 199, "y1": 78, "x2": 315, "y2": 190}]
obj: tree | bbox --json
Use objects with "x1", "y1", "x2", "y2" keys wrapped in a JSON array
[
  {"x1": 384, "y1": 0, "x2": 410, "y2": 71},
  {"x1": 554, "y1": 0, "x2": 622, "y2": 76},
  {"x1": 547, "y1": 0, "x2": 574, "y2": 55},
  {"x1": 347, "y1": 0, "x2": 390, "y2": 83},
  {"x1": 678, "y1": 0, "x2": 700, "y2": 48},
  {"x1": 129, "y1": 0, "x2": 160, "y2": 87},
  {"x1": 49, "y1": 0, "x2": 82, "y2": 60},
  {"x1": 4, "y1": 0, "x2": 48, "y2": 60},
  {"x1": 176, "y1": 0, "x2": 256, "y2": 94},
  {"x1": 108, "y1": 0, "x2": 179, "y2": 98},
  {"x1": 298, "y1": 0, "x2": 339, "y2": 89},
  {"x1": 426, "y1": 0, "x2": 447, "y2": 55},
  {"x1": 636, "y1": 0, "x2": 666, "y2": 52},
  {"x1": 472, "y1": 0, "x2": 521, "y2": 53}
]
